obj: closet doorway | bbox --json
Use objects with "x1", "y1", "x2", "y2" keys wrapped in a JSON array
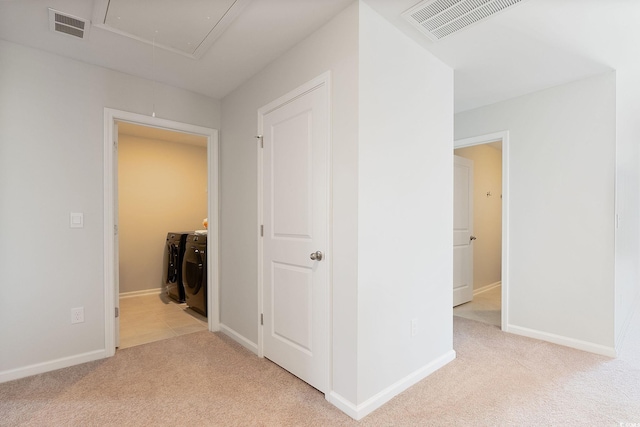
[{"x1": 453, "y1": 131, "x2": 509, "y2": 330}]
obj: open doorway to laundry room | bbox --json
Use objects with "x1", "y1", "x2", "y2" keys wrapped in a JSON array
[
  {"x1": 103, "y1": 108, "x2": 219, "y2": 356},
  {"x1": 453, "y1": 132, "x2": 509, "y2": 330},
  {"x1": 116, "y1": 122, "x2": 209, "y2": 348}
]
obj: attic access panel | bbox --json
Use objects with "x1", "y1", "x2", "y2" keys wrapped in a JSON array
[{"x1": 93, "y1": 0, "x2": 252, "y2": 58}]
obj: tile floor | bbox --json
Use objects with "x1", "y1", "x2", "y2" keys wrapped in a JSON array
[
  {"x1": 118, "y1": 292, "x2": 208, "y2": 349},
  {"x1": 453, "y1": 284, "x2": 501, "y2": 327},
  {"x1": 118, "y1": 285, "x2": 497, "y2": 349}
]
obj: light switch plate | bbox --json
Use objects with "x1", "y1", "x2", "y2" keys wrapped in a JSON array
[{"x1": 70, "y1": 212, "x2": 84, "y2": 228}]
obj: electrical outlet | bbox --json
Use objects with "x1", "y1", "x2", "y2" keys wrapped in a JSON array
[
  {"x1": 411, "y1": 318, "x2": 418, "y2": 337},
  {"x1": 71, "y1": 307, "x2": 84, "y2": 324}
]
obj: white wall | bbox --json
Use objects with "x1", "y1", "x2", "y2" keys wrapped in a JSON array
[
  {"x1": 454, "y1": 144, "x2": 502, "y2": 290},
  {"x1": 220, "y1": 2, "x2": 360, "y2": 403},
  {"x1": 357, "y1": 1, "x2": 454, "y2": 405},
  {"x1": 614, "y1": 68, "x2": 640, "y2": 350},
  {"x1": 455, "y1": 73, "x2": 616, "y2": 352},
  {"x1": 220, "y1": 1, "x2": 455, "y2": 415},
  {"x1": 0, "y1": 40, "x2": 220, "y2": 380}
]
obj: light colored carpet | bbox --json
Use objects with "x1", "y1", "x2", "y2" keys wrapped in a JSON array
[{"x1": 2, "y1": 311, "x2": 639, "y2": 426}]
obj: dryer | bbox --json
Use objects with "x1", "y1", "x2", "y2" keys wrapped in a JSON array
[
  {"x1": 182, "y1": 233, "x2": 207, "y2": 316},
  {"x1": 163, "y1": 232, "x2": 191, "y2": 303}
]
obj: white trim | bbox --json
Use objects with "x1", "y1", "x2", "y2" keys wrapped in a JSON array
[
  {"x1": 326, "y1": 350, "x2": 456, "y2": 420},
  {"x1": 119, "y1": 288, "x2": 163, "y2": 299},
  {"x1": 324, "y1": 391, "x2": 359, "y2": 420},
  {"x1": 325, "y1": 73, "x2": 334, "y2": 399},
  {"x1": 505, "y1": 324, "x2": 616, "y2": 357},
  {"x1": 0, "y1": 349, "x2": 105, "y2": 384},
  {"x1": 256, "y1": 72, "x2": 333, "y2": 393},
  {"x1": 615, "y1": 292, "x2": 640, "y2": 355},
  {"x1": 455, "y1": 131, "x2": 505, "y2": 147},
  {"x1": 219, "y1": 324, "x2": 259, "y2": 355},
  {"x1": 257, "y1": 107, "x2": 264, "y2": 359},
  {"x1": 207, "y1": 120, "x2": 221, "y2": 334},
  {"x1": 473, "y1": 281, "x2": 501, "y2": 296},
  {"x1": 455, "y1": 131, "x2": 510, "y2": 332},
  {"x1": 103, "y1": 108, "x2": 220, "y2": 359},
  {"x1": 103, "y1": 111, "x2": 116, "y2": 356}
]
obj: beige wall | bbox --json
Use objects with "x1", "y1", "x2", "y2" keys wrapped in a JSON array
[
  {"x1": 454, "y1": 144, "x2": 502, "y2": 291},
  {"x1": 118, "y1": 134, "x2": 208, "y2": 294}
]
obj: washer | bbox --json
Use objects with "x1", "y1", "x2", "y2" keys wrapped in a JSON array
[
  {"x1": 182, "y1": 233, "x2": 207, "y2": 316},
  {"x1": 163, "y1": 232, "x2": 191, "y2": 303}
]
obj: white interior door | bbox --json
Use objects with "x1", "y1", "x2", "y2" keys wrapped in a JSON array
[
  {"x1": 453, "y1": 155, "x2": 474, "y2": 307},
  {"x1": 260, "y1": 77, "x2": 329, "y2": 393},
  {"x1": 113, "y1": 122, "x2": 120, "y2": 347}
]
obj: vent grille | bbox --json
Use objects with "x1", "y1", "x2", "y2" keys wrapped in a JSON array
[
  {"x1": 403, "y1": 0, "x2": 526, "y2": 41},
  {"x1": 54, "y1": 23, "x2": 84, "y2": 38},
  {"x1": 55, "y1": 13, "x2": 85, "y2": 30},
  {"x1": 48, "y1": 8, "x2": 89, "y2": 39}
]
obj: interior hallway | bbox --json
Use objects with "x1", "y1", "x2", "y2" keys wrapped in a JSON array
[{"x1": 118, "y1": 293, "x2": 207, "y2": 349}]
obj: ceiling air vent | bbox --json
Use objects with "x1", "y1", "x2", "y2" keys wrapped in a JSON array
[
  {"x1": 48, "y1": 8, "x2": 90, "y2": 39},
  {"x1": 402, "y1": 0, "x2": 526, "y2": 42}
]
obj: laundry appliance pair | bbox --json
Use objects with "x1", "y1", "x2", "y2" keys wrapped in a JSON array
[{"x1": 163, "y1": 232, "x2": 207, "y2": 316}]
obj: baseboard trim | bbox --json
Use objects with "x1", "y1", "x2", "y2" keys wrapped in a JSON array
[
  {"x1": 219, "y1": 323, "x2": 258, "y2": 355},
  {"x1": 474, "y1": 281, "x2": 501, "y2": 296},
  {"x1": 326, "y1": 391, "x2": 359, "y2": 419},
  {"x1": 0, "y1": 349, "x2": 106, "y2": 384},
  {"x1": 119, "y1": 288, "x2": 163, "y2": 299},
  {"x1": 326, "y1": 349, "x2": 456, "y2": 420},
  {"x1": 506, "y1": 324, "x2": 616, "y2": 357}
]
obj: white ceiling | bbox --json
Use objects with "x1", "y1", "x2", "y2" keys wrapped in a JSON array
[
  {"x1": 366, "y1": 0, "x2": 640, "y2": 112},
  {"x1": 0, "y1": 0, "x2": 354, "y2": 100},
  {"x1": 1, "y1": 0, "x2": 639, "y2": 112}
]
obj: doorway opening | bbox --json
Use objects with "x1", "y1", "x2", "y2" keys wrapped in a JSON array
[
  {"x1": 117, "y1": 122, "x2": 209, "y2": 348},
  {"x1": 103, "y1": 108, "x2": 219, "y2": 357},
  {"x1": 453, "y1": 131, "x2": 509, "y2": 330}
]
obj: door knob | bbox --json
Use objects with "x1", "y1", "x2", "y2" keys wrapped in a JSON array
[
  {"x1": 310, "y1": 251, "x2": 324, "y2": 261},
  {"x1": 470, "y1": 236, "x2": 477, "y2": 241}
]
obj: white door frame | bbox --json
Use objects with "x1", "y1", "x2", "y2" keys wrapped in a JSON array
[
  {"x1": 103, "y1": 108, "x2": 220, "y2": 356},
  {"x1": 454, "y1": 131, "x2": 509, "y2": 330},
  {"x1": 256, "y1": 72, "x2": 333, "y2": 392}
]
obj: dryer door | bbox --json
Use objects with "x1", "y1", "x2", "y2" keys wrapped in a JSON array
[
  {"x1": 164, "y1": 241, "x2": 179, "y2": 284},
  {"x1": 183, "y1": 245, "x2": 204, "y2": 295}
]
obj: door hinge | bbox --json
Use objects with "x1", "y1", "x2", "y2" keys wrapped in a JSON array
[
  {"x1": 256, "y1": 135, "x2": 263, "y2": 148},
  {"x1": 115, "y1": 307, "x2": 119, "y2": 318},
  {"x1": 260, "y1": 313, "x2": 264, "y2": 325},
  {"x1": 114, "y1": 224, "x2": 118, "y2": 235},
  {"x1": 260, "y1": 225, "x2": 264, "y2": 237}
]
